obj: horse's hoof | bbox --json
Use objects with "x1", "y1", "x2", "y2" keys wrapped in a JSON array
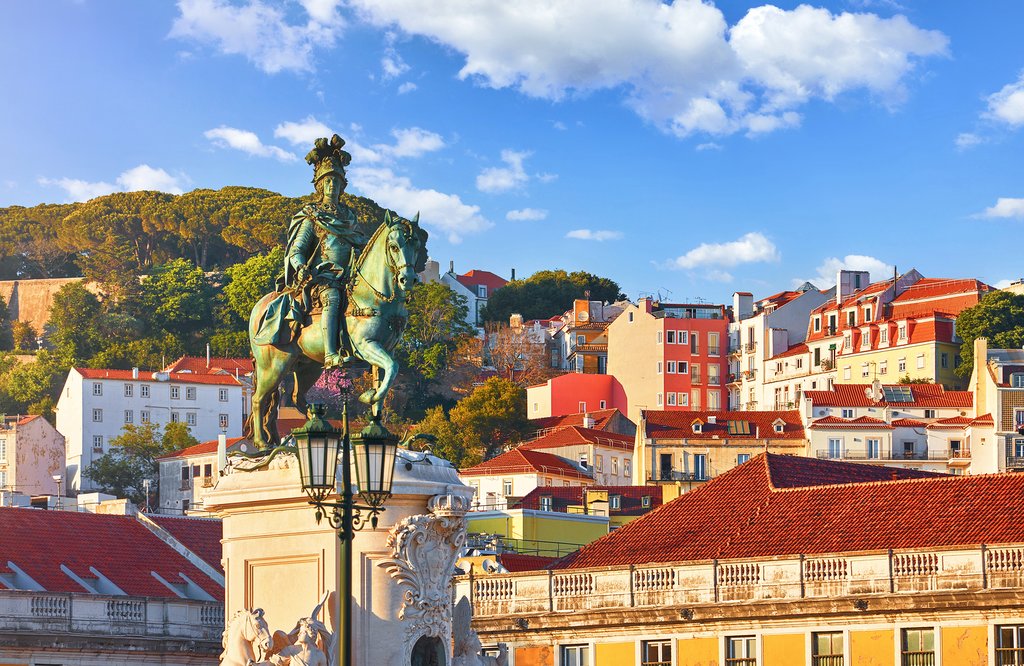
[{"x1": 358, "y1": 389, "x2": 375, "y2": 404}]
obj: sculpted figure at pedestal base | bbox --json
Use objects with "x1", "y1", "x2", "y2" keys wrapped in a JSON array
[
  {"x1": 221, "y1": 608, "x2": 273, "y2": 666},
  {"x1": 452, "y1": 597, "x2": 507, "y2": 666}
]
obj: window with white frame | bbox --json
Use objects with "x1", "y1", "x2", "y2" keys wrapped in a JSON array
[
  {"x1": 1013, "y1": 373, "x2": 1024, "y2": 388},
  {"x1": 623, "y1": 459, "x2": 631, "y2": 478},
  {"x1": 595, "y1": 455, "x2": 603, "y2": 472},
  {"x1": 842, "y1": 408, "x2": 854, "y2": 419},
  {"x1": 124, "y1": 410, "x2": 133, "y2": 424},
  {"x1": 539, "y1": 495, "x2": 552, "y2": 511},
  {"x1": 599, "y1": 400, "x2": 607, "y2": 409},
  {"x1": 898, "y1": 358, "x2": 907, "y2": 372},
  {"x1": 657, "y1": 331, "x2": 663, "y2": 344},
  {"x1": 502, "y1": 479, "x2": 512, "y2": 496},
  {"x1": 612, "y1": 457, "x2": 619, "y2": 475},
  {"x1": 92, "y1": 382, "x2": 103, "y2": 396},
  {"x1": 171, "y1": 386, "x2": 180, "y2": 400},
  {"x1": 219, "y1": 388, "x2": 229, "y2": 401},
  {"x1": 140, "y1": 384, "x2": 150, "y2": 398},
  {"x1": 828, "y1": 438, "x2": 842, "y2": 458},
  {"x1": 679, "y1": 331, "x2": 688, "y2": 345},
  {"x1": 690, "y1": 332, "x2": 699, "y2": 354},
  {"x1": 880, "y1": 360, "x2": 888, "y2": 375},
  {"x1": 141, "y1": 410, "x2": 150, "y2": 424},
  {"x1": 667, "y1": 361, "x2": 676, "y2": 374},
  {"x1": 610, "y1": 495, "x2": 621, "y2": 510},
  {"x1": 737, "y1": 453, "x2": 750, "y2": 465},
  {"x1": 997, "y1": 625, "x2": 1024, "y2": 666},
  {"x1": 186, "y1": 386, "x2": 196, "y2": 400},
  {"x1": 678, "y1": 392, "x2": 689, "y2": 406},
  {"x1": 171, "y1": 412, "x2": 180, "y2": 423},
  {"x1": 219, "y1": 413, "x2": 229, "y2": 429},
  {"x1": 708, "y1": 390, "x2": 721, "y2": 409},
  {"x1": 666, "y1": 330, "x2": 675, "y2": 344},
  {"x1": 579, "y1": 401, "x2": 587, "y2": 413},
  {"x1": 726, "y1": 636, "x2": 756, "y2": 666},
  {"x1": 898, "y1": 324, "x2": 907, "y2": 340},
  {"x1": 656, "y1": 393, "x2": 663, "y2": 406},
  {"x1": 0, "y1": 438, "x2": 6, "y2": 462},
  {"x1": 124, "y1": 383, "x2": 133, "y2": 397},
  {"x1": 812, "y1": 631, "x2": 843, "y2": 666},
  {"x1": 92, "y1": 408, "x2": 102, "y2": 422},
  {"x1": 708, "y1": 364, "x2": 720, "y2": 386},
  {"x1": 667, "y1": 393, "x2": 676, "y2": 406},
  {"x1": 861, "y1": 362, "x2": 870, "y2": 377},
  {"x1": 186, "y1": 412, "x2": 197, "y2": 426},
  {"x1": 691, "y1": 363, "x2": 701, "y2": 383},
  {"x1": 900, "y1": 628, "x2": 934, "y2": 666},
  {"x1": 641, "y1": 639, "x2": 671, "y2": 666},
  {"x1": 678, "y1": 361, "x2": 688, "y2": 374},
  {"x1": 843, "y1": 366, "x2": 851, "y2": 380},
  {"x1": 560, "y1": 644, "x2": 589, "y2": 666},
  {"x1": 917, "y1": 354, "x2": 925, "y2": 369},
  {"x1": 657, "y1": 361, "x2": 663, "y2": 374},
  {"x1": 92, "y1": 435, "x2": 103, "y2": 452},
  {"x1": 880, "y1": 328, "x2": 888, "y2": 344},
  {"x1": 867, "y1": 438, "x2": 880, "y2": 459},
  {"x1": 691, "y1": 389, "x2": 701, "y2": 409},
  {"x1": 813, "y1": 316, "x2": 821, "y2": 332},
  {"x1": 693, "y1": 453, "x2": 707, "y2": 481}
]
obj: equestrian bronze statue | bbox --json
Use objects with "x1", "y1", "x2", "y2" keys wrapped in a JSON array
[{"x1": 247, "y1": 134, "x2": 427, "y2": 449}]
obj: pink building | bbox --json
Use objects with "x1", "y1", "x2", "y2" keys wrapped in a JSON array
[{"x1": 527, "y1": 373, "x2": 628, "y2": 420}]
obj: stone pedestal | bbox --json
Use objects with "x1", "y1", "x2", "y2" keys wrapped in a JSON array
[{"x1": 204, "y1": 448, "x2": 473, "y2": 666}]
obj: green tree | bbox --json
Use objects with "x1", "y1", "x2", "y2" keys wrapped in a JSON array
[
  {"x1": 956, "y1": 291, "x2": 1024, "y2": 378},
  {"x1": 46, "y1": 281, "x2": 104, "y2": 367},
  {"x1": 222, "y1": 246, "x2": 284, "y2": 322},
  {"x1": 132, "y1": 258, "x2": 215, "y2": 349},
  {"x1": 481, "y1": 269, "x2": 623, "y2": 323},
  {"x1": 0, "y1": 294, "x2": 13, "y2": 351},
  {"x1": 84, "y1": 422, "x2": 198, "y2": 505},
  {"x1": 11, "y1": 320, "x2": 37, "y2": 351}
]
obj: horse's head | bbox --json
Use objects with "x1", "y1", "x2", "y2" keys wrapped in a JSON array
[
  {"x1": 383, "y1": 210, "x2": 427, "y2": 292},
  {"x1": 244, "y1": 608, "x2": 273, "y2": 653}
]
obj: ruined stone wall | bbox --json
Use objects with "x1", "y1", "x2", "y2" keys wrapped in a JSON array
[{"x1": 0, "y1": 277, "x2": 99, "y2": 337}]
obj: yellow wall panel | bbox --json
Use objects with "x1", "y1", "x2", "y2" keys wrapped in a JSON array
[
  {"x1": 942, "y1": 626, "x2": 988, "y2": 666},
  {"x1": 763, "y1": 633, "x2": 804, "y2": 666},
  {"x1": 515, "y1": 645, "x2": 554, "y2": 666},
  {"x1": 850, "y1": 629, "x2": 894, "y2": 666},
  {"x1": 597, "y1": 641, "x2": 635, "y2": 666},
  {"x1": 678, "y1": 636, "x2": 718, "y2": 666}
]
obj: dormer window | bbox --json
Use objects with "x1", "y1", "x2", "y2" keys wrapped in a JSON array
[
  {"x1": 539, "y1": 496, "x2": 552, "y2": 511},
  {"x1": 1012, "y1": 373, "x2": 1024, "y2": 388},
  {"x1": 610, "y1": 495, "x2": 621, "y2": 510},
  {"x1": 478, "y1": 285, "x2": 487, "y2": 298},
  {"x1": 773, "y1": 422, "x2": 785, "y2": 433},
  {"x1": 692, "y1": 421, "x2": 702, "y2": 434},
  {"x1": 813, "y1": 317, "x2": 821, "y2": 332}
]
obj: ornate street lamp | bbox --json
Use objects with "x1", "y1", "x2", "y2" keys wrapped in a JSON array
[{"x1": 292, "y1": 401, "x2": 399, "y2": 666}]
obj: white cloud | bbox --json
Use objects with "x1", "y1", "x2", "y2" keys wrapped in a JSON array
[
  {"x1": 380, "y1": 127, "x2": 445, "y2": 158},
  {"x1": 205, "y1": 125, "x2": 297, "y2": 161},
  {"x1": 40, "y1": 165, "x2": 186, "y2": 202},
  {"x1": 801, "y1": 254, "x2": 894, "y2": 288},
  {"x1": 995, "y1": 279, "x2": 1016, "y2": 290},
  {"x1": 704, "y1": 269, "x2": 734, "y2": 282},
  {"x1": 552, "y1": 121, "x2": 567, "y2": 131},
  {"x1": 170, "y1": 0, "x2": 344, "y2": 74},
  {"x1": 984, "y1": 72, "x2": 1024, "y2": 128},
  {"x1": 349, "y1": 0, "x2": 947, "y2": 138},
  {"x1": 669, "y1": 232, "x2": 779, "y2": 269},
  {"x1": 274, "y1": 115, "x2": 334, "y2": 146},
  {"x1": 397, "y1": 81, "x2": 418, "y2": 94},
  {"x1": 506, "y1": 208, "x2": 548, "y2": 221},
  {"x1": 348, "y1": 166, "x2": 491, "y2": 243},
  {"x1": 976, "y1": 197, "x2": 1024, "y2": 220},
  {"x1": 381, "y1": 53, "x2": 409, "y2": 80},
  {"x1": 476, "y1": 150, "x2": 530, "y2": 193},
  {"x1": 955, "y1": 132, "x2": 984, "y2": 150},
  {"x1": 566, "y1": 229, "x2": 623, "y2": 241},
  {"x1": 696, "y1": 142, "x2": 722, "y2": 151}
]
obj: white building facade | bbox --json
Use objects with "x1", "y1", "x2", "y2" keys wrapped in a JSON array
[{"x1": 57, "y1": 368, "x2": 244, "y2": 492}]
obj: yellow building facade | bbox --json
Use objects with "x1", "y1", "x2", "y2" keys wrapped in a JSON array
[
  {"x1": 466, "y1": 508, "x2": 609, "y2": 557},
  {"x1": 836, "y1": 339, "x2": 963, "y2": 389}
]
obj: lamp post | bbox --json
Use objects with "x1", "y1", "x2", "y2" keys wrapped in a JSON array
[
  {"x1": 52, "y1": 475, "x2": 63, "y2": 511},
  {"x1": 292, "y1": 402, "x2": 399, "y2": 666}
]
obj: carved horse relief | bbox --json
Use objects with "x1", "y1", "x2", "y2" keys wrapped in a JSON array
[{"x1": 221, "y1": 608, "x2": 273, "y2": 666}]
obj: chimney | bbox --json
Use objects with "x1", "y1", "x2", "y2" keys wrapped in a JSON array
[
  {"x1": 582, "y1": 413, "x2": 596, "y2": 429},
  {"x1": 511, "y1": 268, "x2": 516, "y2": 281},
  {"x1": 217, "y1": 433, "x2": 227, "y2": 473},
  {"x1": 449, "y1": 260, "x2": 454, "y2": 274},
  {"x1": 206, "y1": 343, "x2": 211, "y2": 368},
  {"x1": 707, "y1": 415, "x2": 717, "y2": 424},
  {"x1": 132, "y1": 367, "x2": 139, "y2": 379},
  {"x1": 732, "y1": 292, "x2": 754, "y2": 321}
]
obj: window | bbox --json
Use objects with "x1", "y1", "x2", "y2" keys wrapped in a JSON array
[
  {"x1": 924, "y1": 409, "x2": 936, "y2": 419},
  {"x1": 691, "y1": 389, "x2": 701, "y2": 409},
  {"x1": 667, "y1": 330, "x2": 676, "y2": 344},
  {"x1": 186, "y1": 387, "x2": 196, "y2": 400},
  {"x1": 667, "y1": 361, "x2": 676, "y2": 374},
  {"x1": 898, "y1": 358, "x2": 907, "y2": 373},
  {"x1": 841, "y1": 408, "x2": 854, "y2": 419},
  {"x1": 612, "y1": 457, "x2": 619, "y2": 475},
  {"x1": 579, "y1": 401, "x2": 587, "y2": 413},
  {"x1": 577, "y1": 334, "x2": 586, "y2": 346},
  {"x1": 599, "y1": 400, "x2": 607, "y2": 409},
  {"x1": 502, "y1": 479, "x2": 513, "y2": 496},
  {"x1": 708, "y1": 364, "x2": 720, "y2": 386},
  {"x1": 843, "y1": 334, "x2": 852, "y2": 351},
  {"x1": 0, "y1": 470, "x2": 6, "y2": 489},
  {"x1": 657, "y1": 361, "x2": 663, "y2": 374},
  {"x1": 92, "y1": 408, "x2": 103, "y2": 422},
  {"x1": 92, "y1": 382, "x2": 103, "y2": 396},
  {"x1": 219, "y1": 388, "x2": 229, "y2": 402},
  {"x1": 678, "y1": 361, "x2": 688, "y2": 374},
  {"x1": 141, "y1": 410, "x2": 150, "y2": 424},
  {"x1": 667, "y1": 393, "x2": 677, "y2": 406},
  {"x1": 880, "y1": 360, "x2": 888, "y2": 375},
  {"x1": 861, "y1": 363, "x2": 870, "y2": 377},
  {"x1": 693, "y1": 454, "x2": 707, "y2": 481},
  {"x1": 187, "y1": 412, "x2": 197, "y2": 426},
  {"x1": 828, "y1": 438, "x2": 842, "y2": 459},
  {"x1": 124, "y1": 410, "x2": 133, "y2": 424},
  {"x1": 124, "y1": 383, "x2": 133, "y2": 397},
  {"x1": 679, "y1": 331, "x2": 688, "y2": 345},
  {"x1": 999, "y1": 625, "x2": 1024, "y2": 666},
  {"x1": 690, "y1": 333, "x2": 699, "y2": 354},
  {"x1": 624, "y1": 459, "x2": 631, "y2": 478},
  {"x1": 901, "y1": 628, "x2": 934, "y2": 666},
  {"x1": 219, "y1": 413, "x2": 229, "y2": 429},
  {"x1": 192, "y1": 464, "x2": 201, "y2": 479},
  {"x1": 880, "y1": 328, "x2": 888, "y2": 344},
  {"x1": 1006, "y1": 372, "x2": 1024, "y2": 388},
  {"x1": 814, "y1": 317, "x2": 821, "y2": 332},
  {"x1": 843, "y1": 366, "x2": 851, "y2": 381},
  {"x1": 691, "y1": 364, "x2": 701, "y2": 384},
  {"x1": 847, "y1": 311, "x2": 856, "y2": 326},
  {"x1": 610, "y1": 495, "x2": 621, "y2": 510},
  {"x1": 539, "y1": 496, "x2": 553, "y2": 511},
  {"x1": 641, "y1": 639, "x2": 672, "y2": 666},
  {"x1": 737, "y1": 453, "x2": 750, "y2": 465},
  {"x1": 0, "y1": 438, "x2": 6, "y2": 462},
  {"x1": 560, "y1": 644, "x2": 589, "y2": 666},
  {"x1": 171, "y1": 412, "x2": 180, "y2": 423},
  {"x1": 940, "y1": 352, "x2": 949, "y2": 369},
  {"x1": 726, "y1": 636, "x2": 756, "y2": 666},
  {"x1": 708, "y1": 390, "x2": 721, "y2": 409},
  {"x1": 140, "y1": 384, "x2": 150, "y2": 398},
  {"x1": 899, "y1": 324, "x2": 907, "y2": 341},
  {"x1": 92, "y1": 435, "x2": 103, "y2": 452},
  {"x1": 182, "y1": 499, "x2": 190, "y2": 512},
  {"x1": 478, "y1": 285, "x2": 487, "y2": 298},
  {"x1": 657, "y1": 331, "x2": 663, "y2": 344},
  {"x1": 641, "y1": 494, "x2": 651, "y2": 507},
  {"x1": 864, "y1": 307, "x2": 872, "y2": 322},
  {"x1": 812, "y1": 631, "x2": 843, "y2": 666},
  {"x1": 678, "y1": 392, "x2": 689, "y2": 406},
  {"x1": 579, "y1": 452, "x2": 589, "y2": 469},
  {"x1": 628, "y1": 312, "x2": 634, "y2": 322},
  {"x1": 708, "y1": 332, "x2": 720, "y2": 356},
  {"x1": 171, "y1": 386, "x2": 180, "y2": 400},
  {"x1": 656, "y1": 393, "x2": 663, "y2": 406},
  {"x1": 867, "y1": 438, "x2": 880, "y2": 459},
  {"x1": 917, "y1": 354, "x2": 925, "y2": 369},
  {"x1": 595, "y1": 455, "x2": 603, "y2": 472}
]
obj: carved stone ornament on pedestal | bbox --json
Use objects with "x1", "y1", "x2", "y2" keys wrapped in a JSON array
[{"x1": 378, "y1": 492, "x2": 471, "y2": 662}]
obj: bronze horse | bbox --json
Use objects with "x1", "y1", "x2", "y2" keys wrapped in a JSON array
[{"x1": 247, "y1": 211, "x2": 426, "y2": 449}]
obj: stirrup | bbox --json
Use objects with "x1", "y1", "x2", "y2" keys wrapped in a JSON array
[{"x1": 324, "y1": 351, "x2": 344, "y2": 368}]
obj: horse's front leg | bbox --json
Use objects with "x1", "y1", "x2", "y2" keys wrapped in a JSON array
[{"x1": 354, "y1": 340, "x2": 397, "y2": 420}]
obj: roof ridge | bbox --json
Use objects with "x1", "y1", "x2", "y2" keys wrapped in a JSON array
[{"x1": 769, "y1": 469, "x2": 1013, "y2": 494}]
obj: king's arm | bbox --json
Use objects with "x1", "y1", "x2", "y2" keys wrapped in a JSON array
[{"x1": 284, "y1": 205, "x2": 320, "y2": 286}]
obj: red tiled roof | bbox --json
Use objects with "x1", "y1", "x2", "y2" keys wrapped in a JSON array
[
  {"x1": 163, "y1": 355, "x2": 253, "y2": 376},
  {"x1": 757, "y1": 290, "x2": 801, "y2": 309},
  {"x1": 769, "y1": 343, "x2": 808, "y2": 360},
  {"x1": 554, "y1": 454, "x2": 979, "y2": 569},
  {"x1": 461, "y1": 448, "x2": 593, "y2": 480},
  {"x1": 892, "y1": 418, "x2": 928, "y2": 427},
  {"x1": 76, "y1": 368, "x2": 242, "y2": 386},
  {"x1": 809, "y1": 416, "x2": 893, "y2": 430},
  {"x1": 520, "y1": 426, "x2": 633, "y2": 453},
  {"x1": 515, "y1": 485, "x2": 662, "y2": 516},
  {"x1": 0, "y1": 508, "x2": 223, "y2": 599},
  {"x1": 890, "y1": 278, "x2": 991, "y2": 304},
  {"x1": 804, "y1": 384, "x2": 973, "y2": 409},
  {"x1": 499, "y1": 553, "x2": 557, "y2": 572},
  {"x1": 455, "y1": 270, "x2": 508, "y2": 294},
  {"x1": 149, "y1": 515, "x2": 223, "y2": 573},
  {"x1": 532, "y1": 409, "x2": 623, "y2": 432},
  {"x1": 156, "y1": 436, "x2": 248, "y2": 461},
  {"x1": 644, "y1": 410, "x2": 805, "y2": 440}
]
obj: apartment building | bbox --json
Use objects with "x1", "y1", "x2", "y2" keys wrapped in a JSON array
[
  {"x1": 57, "y1": 368, "x2": 245, "y2": 492},
  {"x1": 551, "y1": 299, "x2": 625, "y2": 374},
  {"x1": 155, "y1": 435, "x2": 251, "y2": 514},
  {"x1": 440, "y1": 262, "x2": 508, "y2": 327},
  {"x1": 727, "y1": 285, "x2": 828, "y2": 411},
  {"x1": 972, "y1": 337, "x2": 1024, "y2": 474},
  {"x1": 608, "y1": 298, "x2": 729, "y2": 423},
  {"x1": 0, "y1": 415, "x2": 65, "y2": 498}
]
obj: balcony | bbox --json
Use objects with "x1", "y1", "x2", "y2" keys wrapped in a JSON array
[
  {"x1": 727, "y1": 373, "x2": 741, "y2": 386},
  {"x1": 1008, "y1": 457, "x2": 1024, "y2": 470},
  {"x1": 654, "y1": 470, "x2": 707, "y2": 483},
  {"x1": 817, "y1": 449, "x2": 949, "y2": 462},
  {"x1": 708, "y1": 346, "x2": 721, "y2": 357},
  {"x1": 568, "y1": 342, "x2": 608, "y2": 356},
  {"x1": 201, "y1": 475, "x2": 215, "y2": 488},
  {"x1": 744, "y1": 342, "x2": 756, "y2": 353},
  {"x1": 947, "y1": 448, "x2": 971, "y2": 467},
  {"x1": 743, "y1": 369, "x2": 756, "y2": 380}
]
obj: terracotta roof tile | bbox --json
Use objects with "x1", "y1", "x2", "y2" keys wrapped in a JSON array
[
  {"x1": 0, "y1": 508, "x2": 223, "y2": 599},
  {"x1": 455, "y1": 270, "x2": 508, "y2": 293},
  {"x1": 76, "y1": 368, "x2": 243, "y2": 386},
  {"x1": 461, "y1": 448, "x2": 593, "y2": 480},
  {"x1": 149, "y1": 515, "x2": 223, "y2": 573},
  {"x1": 804, "y1": 384, "x2": 973, "y2": 409},
  {"x1": 156, "y1": 436, "x2": 249, "y2": 461},
  {"x1": 644, "y1": 409, "x2": 805, "y2": 440},
  {"x1": 163, "y1": 355, "x2": 253, "y2": 375},
  {"x1": 531, "y1": 409, "x2": 623, "y2": 432},
  {"x1": 515, "y1": 485, "x2": 662, "y2": 516},
  {"x1": 769, "y1": 343, "x2": 808, "y2": 360},
  {"x1": 892, "y1": 418, "x2": 929, "y2": 427},
  {"x1": 809, "y1": 415, "x2": 893, "y2": 430},
  {"x1": 553, "y1": 454, "x2": 971, "y2": 569},
  {"x1": 499, "y1": 553, "x2": 558, "y2": 572},
  {"x1": 519, "y1": 426, "x2": 633, "y2": 453}
]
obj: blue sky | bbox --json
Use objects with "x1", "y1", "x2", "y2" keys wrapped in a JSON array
[{"x1": 2, "y1": 1, "x2": 1023, "y2": 304}]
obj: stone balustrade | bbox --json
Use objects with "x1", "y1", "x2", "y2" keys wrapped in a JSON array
[
  {"x1": 0, "y1": 589, "x2": 223, "y2": 640},
  {"x1": 456, "y1": 544, "x2": 1024, "y2": 617}
]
